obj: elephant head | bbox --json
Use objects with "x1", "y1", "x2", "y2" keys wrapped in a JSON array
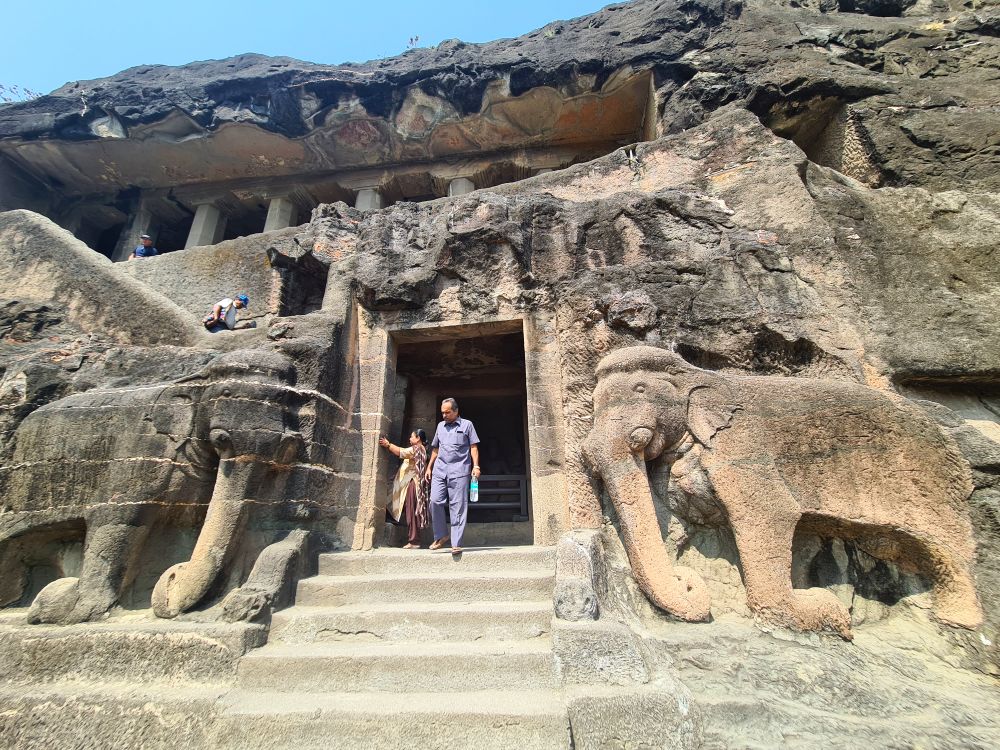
[
  {"x1": 152, "y1": 350, "x2": 305, "y2": 618},
  {"x1": 583, "y1": 346, "x2": 737, "y2": 622}
]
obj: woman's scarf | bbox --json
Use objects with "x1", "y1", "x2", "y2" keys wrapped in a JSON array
[{"x1": 412, "y1": 443, "x2": 430, "y2": 529}]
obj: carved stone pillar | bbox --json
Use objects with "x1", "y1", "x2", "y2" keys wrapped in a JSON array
[
  {"x1": 354, "y1": 187, "x2": 384, "y2": 211},
  {"x1": 111, "y1": 197, "x2": 155, "y2": 262},
  {"x1": 263, "y1": 196, "x2": 297, "y2": 232},
  {"x1": 447, "y1": 177, "x2": 476, "y2": 197},
  {"x1": 185, "y1": 203, "x2": 226, "y2": 248}
]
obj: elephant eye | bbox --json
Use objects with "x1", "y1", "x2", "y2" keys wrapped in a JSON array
[
  {"x1": 210, "y1": 428, "x2": 232, "y2": 448},
  {"x1": 633, "y1": 383, "x2": 646, "y2": 393},
  {"x1": 222, "y1": 388, "x2": 232, "y2": 398}
]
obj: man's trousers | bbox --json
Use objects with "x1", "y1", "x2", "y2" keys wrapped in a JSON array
[{"x1": 429, "y1": 472, "x2": 469, "y2": 547}]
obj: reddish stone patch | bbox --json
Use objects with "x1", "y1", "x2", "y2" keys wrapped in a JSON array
[{"x1": 336, "y1": 120, "x2": 383, "y2": 149}]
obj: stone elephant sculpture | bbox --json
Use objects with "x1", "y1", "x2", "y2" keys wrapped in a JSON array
[
  {"x1": 0, "y1": 349, "x2": 307, "y2": 624},
  {"x1": 583, "y1": 346, "x2": 983, "y2": 639}
]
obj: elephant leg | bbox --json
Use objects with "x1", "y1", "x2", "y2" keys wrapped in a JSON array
[
  {"x1": 73, "y1": 508, "x2": 154, "y2": 622},
  {"x1": 29, "y1": 505, "x2": 153, "y2": 625},
  {"x1": 717, "y1": 465, "x2": 853, "y2": 640},
  {"x1": 921, "y1": 539, "x2": 983, "y2": 630},
  {"x1": 153, "y1": 458, "x2": 254, "y2": 618},
  {"x1": 0, "y1": 536, "x2": 29, "y2": 607}
]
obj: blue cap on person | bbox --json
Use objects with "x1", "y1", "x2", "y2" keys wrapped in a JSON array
[{"x1": 237, "y1": 294, "x2": 249, "y2": 306}]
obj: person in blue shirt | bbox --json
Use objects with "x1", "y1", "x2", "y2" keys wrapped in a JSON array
[
  {"x1": 424, "y1": 398, "x2": 481, "y2": 555},
  {"x1": 128, "y1": 234, "x2": 159, "y2": 260}
]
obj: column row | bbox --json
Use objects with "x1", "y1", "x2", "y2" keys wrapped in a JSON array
[
  {"x1": 354, "y1": 176, "x2": 476, "y2": 211},
  {"x1": 122, "y1": 174, "x2": 510, "y2": 259},
  {"x1": 181, "y1": 177, "x2": 475, "y2": 249}
]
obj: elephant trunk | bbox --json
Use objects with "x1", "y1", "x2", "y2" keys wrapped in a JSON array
[
  {"x1": 587, "y1": 429, "x2": 711, "y2": 623},
  {"x1": 152, "y1": 456, "x2": 253, "y2": 618}
]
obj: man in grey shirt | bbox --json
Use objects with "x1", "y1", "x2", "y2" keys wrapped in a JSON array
[{"x1": 424, "y1": 397, "x2": 481, "y2": 555}]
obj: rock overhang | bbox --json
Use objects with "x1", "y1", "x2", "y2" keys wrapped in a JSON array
[
  {"x1": 9, "y1": 0, "x2": 999, "y2": 262},
  {"x1": 0, "y1": 0, "x2": 742, "y2": 200},
  {"x1": 0, "y1": 67, "x2": 655, "y2": 196}
]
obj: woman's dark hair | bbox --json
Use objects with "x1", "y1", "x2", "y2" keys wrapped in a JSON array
[{"x1": 412, "y1": 428, "x2": 428, "y2": 445}]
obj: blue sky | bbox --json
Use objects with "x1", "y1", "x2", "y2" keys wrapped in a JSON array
[{"x1": 2, "y1": 0, "x2": 612, "y2": 96}]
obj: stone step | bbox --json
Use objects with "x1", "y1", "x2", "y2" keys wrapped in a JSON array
[
  {"x1": 319, "y1": 544, "x2": 554, "y2": 576},
  {"x1": 385, "y1": 522, "x2": 535, "y2": 548},
  {"x1": 1, "y1": 683, "x2": 570, "y2": 749},
  {"x1": 0, "y1": 610, "x2": 265, "y2": 685},
  {"x1": 460, "y1": 521, "x2": 534, "y2": 546},
  {"x1": 270, "y1": 600, "x2": 552, "y2": 643},
  {"x1": 237, "y1": 639, "x2": 558, "y2": 693},
  {"x1": 0, "y1": 681, "x2": 226, "y2": 749},
  {"x1": 218, "y1": 689, "x2": 570, "y2": 749},
  {"x1": 294, "y1": 570, "x2": 555, "y2": 606}
]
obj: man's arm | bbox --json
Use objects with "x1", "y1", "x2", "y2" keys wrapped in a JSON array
[
  {"x1": 425, "y1": 447, "x2": 439, "y2": 481},
  {"x1": 128, "y1": 252, "x2": 136, "y2": 260},
  {"x1": 470, "y1": 444, "x2": 480, "y2": 479}
]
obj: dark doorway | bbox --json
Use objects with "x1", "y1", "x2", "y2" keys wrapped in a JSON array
[
  {"x1": 394, "y1": 327, "x2": 531, "y2": 523},
  {"x1": 444, "y1": 394, "x2": 527, "y2": 477},
  {"x1": 434, "y1": 393, "x2": 529, "y2": 521},
  {"x1": 94, "y1": 222, "x2": 125, "y2": 258},
  {"x1": 222, "y1": 202, "x2": 269, "y2": 242}
]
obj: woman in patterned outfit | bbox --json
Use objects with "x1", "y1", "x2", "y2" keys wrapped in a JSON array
[{"x1": 379, "y1": 429, "x2": 431, "y2": 548}]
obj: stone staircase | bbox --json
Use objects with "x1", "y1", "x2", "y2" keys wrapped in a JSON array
[
  {"x1": 218, "y1": 545, "x2": 572, "y2": 748},
  {"x1": 0, "y1": 544, "x2": 692, "y2": 748}
]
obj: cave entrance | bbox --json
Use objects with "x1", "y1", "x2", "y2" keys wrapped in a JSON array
[{"x1": 392, "y1": 321, "x2": 532, "y2": 543}]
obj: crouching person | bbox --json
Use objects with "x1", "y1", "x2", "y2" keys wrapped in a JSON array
[{"x1": 203, "y1": 294, "x2": 249, "y2": 332}]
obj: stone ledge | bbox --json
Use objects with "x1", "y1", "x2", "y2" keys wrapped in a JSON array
[
  {"x1": 0, "y1": 609, "x2": 266, "y2": 685},
  {"x1": 0, "y1": 683, "x2": 223, "y2": 750},
  {"x1": 566, "y1": 682, "x2": 702, "y2": 750},
  {"x1": 553, "y1": 618, "x2": 650, "y2": 686}
]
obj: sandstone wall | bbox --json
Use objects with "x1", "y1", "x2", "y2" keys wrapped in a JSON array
[{"x1": 0, "y1": 210, "x2": 203, "y2": 346}]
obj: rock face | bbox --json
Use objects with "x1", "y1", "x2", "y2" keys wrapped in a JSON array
[
  {"x1": 0, "y1": 211, "x2": 202, "y2": 345},
  {"x1": 1, "y1": 0, "x2": 1000, "y2": 746}
]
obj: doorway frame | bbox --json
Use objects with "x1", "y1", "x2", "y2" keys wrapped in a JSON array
[{"x1": 350, "y1": 312, "x2": 570, "y2": 549}]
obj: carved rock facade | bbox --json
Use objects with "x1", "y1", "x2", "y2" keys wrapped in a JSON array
[{"x1": 1, "y1": 0, "x2": 999, "y2": 746}]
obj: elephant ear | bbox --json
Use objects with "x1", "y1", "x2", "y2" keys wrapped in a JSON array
[
  {"x1": 686, "y1": 380, "x2": 739, "y2": 447},
  {"x1": 149, "y1": 387, "x2": 206, "y2": 468}
]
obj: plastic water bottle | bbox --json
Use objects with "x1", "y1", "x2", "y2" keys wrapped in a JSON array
[{"x1": 470, "y1": 477, "x2": 479, "y2": 503}]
